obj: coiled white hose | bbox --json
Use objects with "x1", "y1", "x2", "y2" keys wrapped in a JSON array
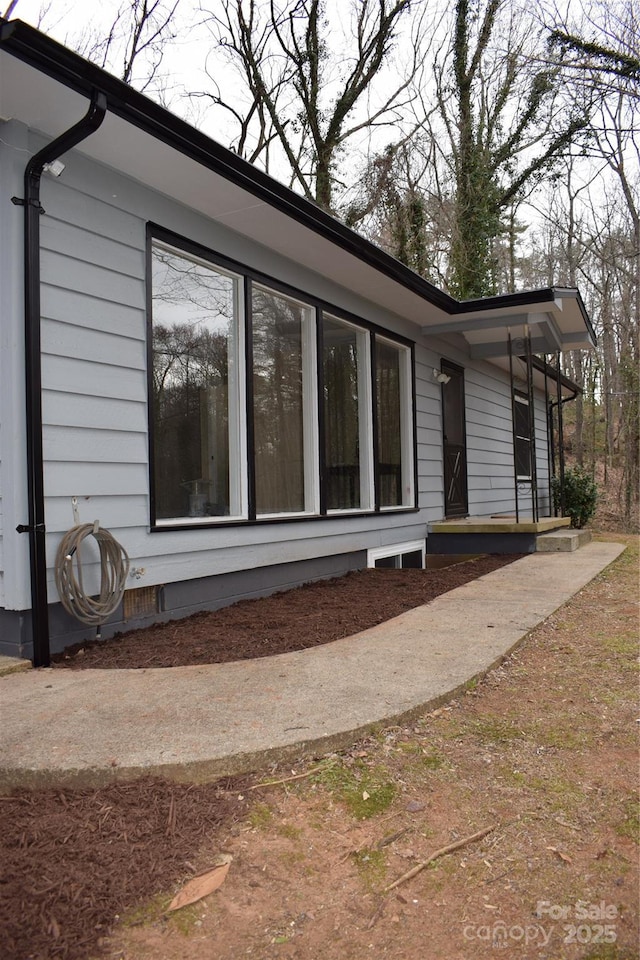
[{"x1": 54, "y1": 523, "x2": 130, "y2": 626}]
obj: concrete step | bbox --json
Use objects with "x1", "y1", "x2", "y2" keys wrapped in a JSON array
[{"x1": 536, "y1": 529, "x2": 592, "y2": 552}]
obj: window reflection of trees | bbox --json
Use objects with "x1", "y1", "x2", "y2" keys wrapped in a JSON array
[
  {"x1": 252, "y1": 286, "x2": 307, "y2": 515},
  {"x1": 323, "y1": 318, "x2": 361, "y2": 510},
  {"x1": 152, "y1": 246, "x2": 238, "y2": 519},
  {"x1": 376, "y1": 339, "x2": 403, "y2": 507}
]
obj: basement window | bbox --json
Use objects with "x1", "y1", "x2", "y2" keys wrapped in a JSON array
[{"x1": 367, "y1": 540, "x2": 425, "y2": 569}]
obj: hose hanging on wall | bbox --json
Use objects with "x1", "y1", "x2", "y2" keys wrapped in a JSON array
[{"x1": 54, "y1": 522, "x2": 130, "y2": 629}]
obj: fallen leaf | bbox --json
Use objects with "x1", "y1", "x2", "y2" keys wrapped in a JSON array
[
  {"x1": 546, "y1": 846, "x2": 572, "y2": 864},
  {"x1": 168, "y1": 855, "x2": 232, "y2": 911}
]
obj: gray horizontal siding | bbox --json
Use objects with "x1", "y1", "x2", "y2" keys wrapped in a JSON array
[
  {"x1": 414, "y1": 343, "x2": 444, "y2": 521},
  {"x1": 6, "y1": 125, "x2": 558, "y2": 625},
  {"x1": 464, "y1": 364, "x2": 516, "y2": 516},
  {"x1": 33, "y1": 153, "x2": 435, "y2": 608}
]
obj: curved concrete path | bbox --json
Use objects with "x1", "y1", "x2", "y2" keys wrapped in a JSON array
[{"x1": 0, "y1": 542, "x2": 624, "y2": 790}]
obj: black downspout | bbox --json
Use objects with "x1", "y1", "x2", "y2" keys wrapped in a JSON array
[
  {"x1": 555, "y1": 353, "x2": 566, "y2": 519},
  {"x1": 507, "y1": 330, "x2": 519, "y2": 523},
  {"x1": 15, "y1": 91, "x2": 107, "y2": 667},
  {"x1": 543, "y1": 355, "x2": 552, "y2": 514}
]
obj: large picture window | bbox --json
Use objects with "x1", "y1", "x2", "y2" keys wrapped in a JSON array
[
  {"x1": 148, "y1": 230, "x2": 415, "y2": 527},
  {"x1": 151, "y1": 241, "x2": 244, "y2": 522}
]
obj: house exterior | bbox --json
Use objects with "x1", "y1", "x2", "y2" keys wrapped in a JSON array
[{"x1": 0, "y1": 19, "x2": 596, "y2": 666}]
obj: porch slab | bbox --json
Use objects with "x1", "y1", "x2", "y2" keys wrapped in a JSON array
[
  {"x1": 429, "y1": 516, "x2": 572, "y2": 535},
  {"x1": 0, "y1": 541, "x2": 624, "y2": 791}
]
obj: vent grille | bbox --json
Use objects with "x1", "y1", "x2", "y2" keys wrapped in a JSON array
[{"x1": 123, "y1": 586, "x2": 159, "y2": 621}]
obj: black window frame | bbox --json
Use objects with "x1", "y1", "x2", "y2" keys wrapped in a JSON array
[
  {"x1": 513, "y1": 388, "x2": 534, "y2": 481},
  {"x1": 146, "y1": 223, "x2": 418, "y2": 531}
]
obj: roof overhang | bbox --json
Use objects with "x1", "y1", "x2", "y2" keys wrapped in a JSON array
[
  {"x1": 0, "y1": 18, "x2": 596, "y2": 354},
  {"x1": 422, "y1": 293, "x2": 595, "y2": 358}
]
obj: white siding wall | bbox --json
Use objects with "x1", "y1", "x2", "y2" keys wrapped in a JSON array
[
  {"x1": 466, "y1": 364, "x2": 515, "y2": 515},
  {"x1": 0, "y1": 122, "x2": 32, "y2": 610},
  {"x1": 2, "y1": 123, "x2": 554, "y2": 612},
  {"x1": 28, "y1": 132, "x2": 438, "y2": 606},
  {"x1": 421, "y1": 334, "x2": 551, "y2": 520}
]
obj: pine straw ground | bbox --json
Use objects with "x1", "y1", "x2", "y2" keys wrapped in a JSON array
[{"x1": 0, "y1": 540, "x2": 637, "y2": 960}]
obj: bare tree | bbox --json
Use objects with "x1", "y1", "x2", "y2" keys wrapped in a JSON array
[
  {"x1": 195, "y1": 0, "x2": 422, "y2": 213},
  {"x1": 439, "y1": 0, "x2": 594, "y2": 299},
  {"x1": 80, "y1": 0, "x2": 182, "y2": 88}
]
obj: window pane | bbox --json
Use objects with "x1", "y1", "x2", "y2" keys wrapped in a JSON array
[
  {"x1": 151, "y1": 243, "x2": 241, "y2": 520},
  {"x1": 514, "y1": 395, "x2": 532, "y2": 479},
  {"x1": 252, "y1": 285, "x2": 313, "y2": 515},
  {"x1": 323, "y1": 316, "x2": 368, "y2": 510},
  {"x1": 375, "y1": 555, "x2": 398, "y2": 568},
  {"x1": 401, "y1": 550, "x2": 423, "y2": 569},
  {"x1": 376, "y1": 338, "x2": 406, "y2": 507}
]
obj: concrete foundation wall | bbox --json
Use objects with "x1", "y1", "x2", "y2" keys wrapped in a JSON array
[{"x1": 0, "y1": 550, "x2": 366, "y2": 661}]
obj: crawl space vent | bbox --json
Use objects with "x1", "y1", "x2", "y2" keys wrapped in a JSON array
[{"x1": 123, "y1": 585, "x2": 160, "y2": 621}]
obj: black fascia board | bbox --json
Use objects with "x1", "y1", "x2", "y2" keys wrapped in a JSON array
[
  {"x1": 0, "y1": 17, "x2": 596, "y2": 341},
  {"x1": 0, "y1": 19, "x2": 456, "y2": 307},
  {"x1": 458, "y1": 286, "x2": 597, "y2": 345}
]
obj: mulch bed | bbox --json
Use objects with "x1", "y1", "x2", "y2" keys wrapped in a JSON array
[
  {"x1": 52, "y1": 554, "x2": 523, "y2": 669},
  {"x1": 2, "y1": 554, "x2": 523, "y2": 960},
  {"x1": 0, "y1": 777, "x2": 251, "y2": 960}
]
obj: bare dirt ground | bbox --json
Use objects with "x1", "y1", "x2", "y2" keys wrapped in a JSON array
[{"x1": 1, "y1": 536, "x2": 637, "y2": 960}]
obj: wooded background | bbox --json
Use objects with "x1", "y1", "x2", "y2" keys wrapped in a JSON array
[{"x1": 9, "y1": 0, "x2": 639, "y2": 529}]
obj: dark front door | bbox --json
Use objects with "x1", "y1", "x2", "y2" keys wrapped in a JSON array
[{"x1": 441, "y1": 361, "x2": 468, "y2": 517}]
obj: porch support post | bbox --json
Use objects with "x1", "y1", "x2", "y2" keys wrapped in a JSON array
[
  {"x1": 543, "y1": 355, "x2": 552, "y2": 516},
  {"x1": 508, "y1": 330, "x2": 519, "y2": 523},
  {"x1": 525, "y1": 327, "x2": 539, "y2": 522},
  {"x1": 555, "y1": 352, "x2": 566, "y2": 516}
]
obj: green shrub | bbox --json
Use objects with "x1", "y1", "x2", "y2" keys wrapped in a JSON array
[{"x1": 551, "y1": 465, "x2": 598, "y2": 529}]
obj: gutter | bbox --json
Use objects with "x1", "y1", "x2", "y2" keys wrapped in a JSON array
[
  {"x1": 13, "y1": 91, "x2": 107, "y2": 667},
  {"x1": 0, "y1": 18, "x2": 596, "y2": 333}
]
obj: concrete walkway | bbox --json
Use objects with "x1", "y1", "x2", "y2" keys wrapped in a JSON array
[{"x1": 0, "y1": 542, "x2": 624, "y2": 790}]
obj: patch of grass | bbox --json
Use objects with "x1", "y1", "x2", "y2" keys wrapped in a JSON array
[
  {"x1": 421, "y1": 749, "x2": 446, "y2": 770},
  {"x1": 469, "y1": 716, "x2": 524, "y2": 743},
  {"x1": 396, "y1": 740, "x2": 422, "y2": 754},
  {"x1": 601, "y1": 633, "x2": 638, "y2": 657},
  {"x1": 121, "y1": 892, "x2": 203, "y2": 937},
  {"x1": 580, "y1": 945, "x2": 638, "y2": 960},
  {"x1": 498, "y1": 767, "x2": 528, "y2": 787},
  {"x1": 615, "y1": 797, "x2": 639, "y2": 843},
  {"x1": 167, "y1": 902, "x2": 207, "y2": 937},
  {"x1": 313, "y1": 760, "x2": 397, "y2": 819},
  {"x1": 277, "y1": 822, "x2": 303, "y2": 840},
  {"x1": 121, "y1": 892, "x2": 170, "y2": 928},
  {"x1": 534, "y1": 723, "x2": 590, "y2": 750},
  {"x1": 351, "y1": 847, "x2": 388, "y2": 891},
  {"x1": 248, "y1": 802, "x2": 273, "y2": 829}
]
